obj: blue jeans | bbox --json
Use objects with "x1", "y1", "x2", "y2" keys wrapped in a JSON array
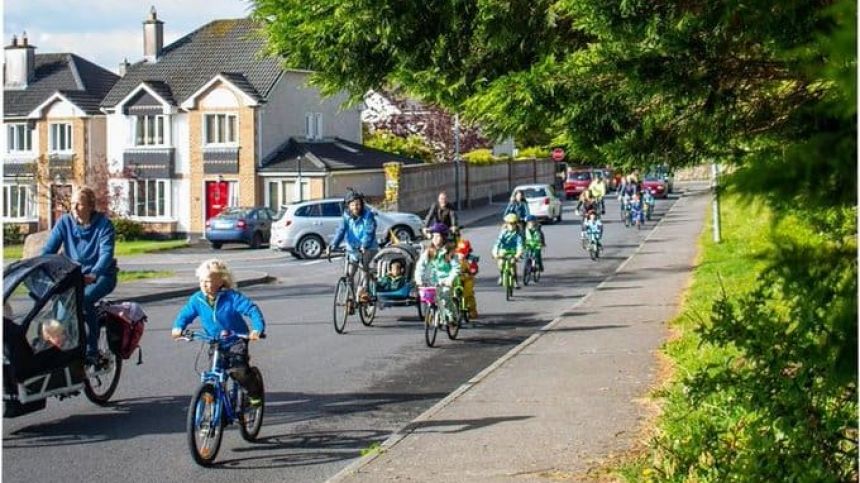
[{"x1": 84, "y1": 274, "x2": 117, "y2": 356}]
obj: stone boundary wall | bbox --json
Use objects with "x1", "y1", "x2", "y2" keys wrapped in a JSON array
[{"x1": 389, "y1": 158, "x2": 559, "y2": 213}]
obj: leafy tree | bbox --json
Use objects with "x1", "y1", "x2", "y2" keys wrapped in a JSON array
[{"x1": 251, "y1": 0, "x2": 856, "y2": 479}]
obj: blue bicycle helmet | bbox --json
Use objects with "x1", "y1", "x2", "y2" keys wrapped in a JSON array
[{"x1": 524, "y1": 215, "x2": 537, "y2": 222}]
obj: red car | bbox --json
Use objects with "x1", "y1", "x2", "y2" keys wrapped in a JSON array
[
  {"x1": 641, "y1": 175, "x2": 669, "y2": 198},
  {"x1": 564, "y1": 169, "x2": 592, "y2": 200}
]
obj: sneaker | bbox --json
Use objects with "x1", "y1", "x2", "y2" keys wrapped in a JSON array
[
  {"x1": 497, "y1": 277, "x2": 502, "y2": 286},
  {"x1": 248, "y1": 397, "x2": 262, "y2": 407}
]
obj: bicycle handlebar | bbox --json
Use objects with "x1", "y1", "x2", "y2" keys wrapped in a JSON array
[{"x1": 175, "y1": 329, "x2": 266, "y2": 342}]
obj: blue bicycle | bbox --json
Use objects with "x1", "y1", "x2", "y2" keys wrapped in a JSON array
[{"x1": 177, "y1": 330, "x2": 266, "y2": 466}]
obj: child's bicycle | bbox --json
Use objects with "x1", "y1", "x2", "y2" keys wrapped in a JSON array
[
  {"x1": 586, "y1": 229, "x2": 602, "y2": 261},
  {"x1": 419, "y1": 285, "x2": 462, "y2": 347},
  {"x1": 629, "y1": 206, "x2": 644, "y2": 230},
  {"x1": 176, "y1": 329, "x2": 266, "y2": 466},
  {"x1": 499, "y1": 253, "x2": 518, "y2": 301},
  {"x1": 522, "y1": 246, "x2": 542, "y2": 285}
]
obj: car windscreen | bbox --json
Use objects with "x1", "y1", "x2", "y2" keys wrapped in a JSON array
[
  {"x1": 568, "y1": 172, "x2": 591, "y2": 181},
  {"x1": 522, "y1": 187, "x2": 548, "y2": 198}
]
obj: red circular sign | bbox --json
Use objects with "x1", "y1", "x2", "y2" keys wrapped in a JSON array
[{"x1": 551, "y1": 148, "x2": 565, "y2": 161}]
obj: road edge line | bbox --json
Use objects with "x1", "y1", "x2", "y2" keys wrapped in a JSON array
[{"x1": 325, "y1": 189, "x2": 698, "y2": 483}]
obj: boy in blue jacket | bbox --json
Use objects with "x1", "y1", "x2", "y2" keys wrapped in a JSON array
[{"x1": 171, "y1": 259, "x2": 265, "y2": 405}]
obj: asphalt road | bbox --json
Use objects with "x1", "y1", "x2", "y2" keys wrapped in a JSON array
[{"x1": 3, "y1": 194, "x2": 677, "y2": 483}]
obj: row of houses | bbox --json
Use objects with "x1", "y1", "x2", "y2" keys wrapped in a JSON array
[{"x1": 3, "y1": 8, "x2": 422, "y2": 238}]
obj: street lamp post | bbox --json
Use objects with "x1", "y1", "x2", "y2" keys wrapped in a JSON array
[
  {"x1": 712, "y1": 162, "x2": 721, "y2": 243},
  {"x1": 454, "y1": 113, "x2": 461, "y2": 211},
  {"x1": 296, "y1": 155, "x2": 304, "y2": 202}
]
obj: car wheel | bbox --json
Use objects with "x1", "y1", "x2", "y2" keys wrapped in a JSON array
[
  {"x1": 556, "y1": 208, "x2": 562, "y2": 223},
  {"x1": 250, "y1": 231, "x2": 263, "y2": 249},
  {"x1": 297, "y1": 235, "x2": 324, "y2": 259},
  {"x1": 211, "y1": 242, "x2": 222, "y2": 250},
  {"x1": 391, "y1": 226, "x2": 414, "y2": 243}
]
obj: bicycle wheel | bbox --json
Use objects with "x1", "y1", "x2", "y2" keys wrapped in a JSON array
[
  {"x1": 504, "y1": 266, "x2": 514, "y2": 301},
  {"x1": 446, "y1": 302, "x2": 461, "y2": 340},
  {"x1": 589, "y1": 241, "x2": 598, "y2": 261},
  {"x1": 424, "y1": 307, "x2": 438, "y2": 347},
  {"x1": 522, "y1": 257, "x2": 532, "y2": 286},
  {"x1": 534, "y1": 258, "x2": 542, "y2": 282},
  {"x1": 333, "y1": 277, "x2": 352, "y2": 334},
  {"x1": 187, "y1": 383, "x2": 224, "y2": 466},
  {"x1": 359, "y1": 280, "x2": 377, "y2": 327},
  {"x1": 84, "y1": 325, "x2": 122, "y2": 405},
  {"x1": 238, "y1": 368, "x2": 265, "y2": 442}
]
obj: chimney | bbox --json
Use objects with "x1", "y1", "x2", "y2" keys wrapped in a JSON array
[
  {"x1": 143, "y1": 6, "x2": 164, "y2": 62},
  {"x1": 4, "y1": 32, "x2": 36, "y2": 89},
  {"x1": 118, "y1": 58, "x2": 130, "y2": 77}
]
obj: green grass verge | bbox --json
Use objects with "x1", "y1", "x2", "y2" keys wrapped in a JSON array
[
  {"x1": 118, "y1": 270, "x2": 174, "y2": 283},
  {"x1": 3, "y1": 239, "x2": 188, "y2": 261},
  {"x1": 614, "y1": 192, "x2": 775, "y2": 481}
]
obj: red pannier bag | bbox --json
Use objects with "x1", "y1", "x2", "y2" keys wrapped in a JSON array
[{"x1": 103, "y1": 302, "x2": 147, "y2": 364}]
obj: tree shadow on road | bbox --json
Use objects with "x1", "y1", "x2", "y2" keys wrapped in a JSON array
[{"x1": 404, "y1": 415, "x2": 533, "y2": 434}]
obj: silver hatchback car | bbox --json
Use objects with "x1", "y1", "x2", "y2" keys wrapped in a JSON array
[{"x1": 270, "y1": 198, "x2": 423, "y2": 259}]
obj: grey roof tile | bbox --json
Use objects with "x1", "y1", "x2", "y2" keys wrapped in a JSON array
[
  {"x1": 102, "y1": 19, "x2": 283, "y2": 108},
  {"x1": 260, "y1": 137, "x2": 423, "y2": 173},
  {"x1": 4, "y1": 53, "x2": 118, "y2": 117}
]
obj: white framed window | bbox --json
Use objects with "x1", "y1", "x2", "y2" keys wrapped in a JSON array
[
  {"x1": 128, "y1": 179, "x2": 171, "y2": 218},
  {"x1": 134, "y1": 115, "x2": 167, "y2": 146},
  {"x1": 2, "y1": 183, "x2": 35, "y2": 220},
  {"x1": 6, "y1": 124, "x2": 32, "y2": 152},
  {"x1": 305, "y1": 112, "x2": 323, "y2": 140},
  {"x1": 49, "y1": 123, "x2": 73, "y2": 153},
  {"x1": 203, "y1": 113, "x2": 237, "y2": 146},
  {"x1": 266, "y1": 179, "x2": 311, "y2": 209}
]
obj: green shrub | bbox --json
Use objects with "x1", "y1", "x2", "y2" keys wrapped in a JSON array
[
  {"x1": 364, "y1": 131, "x2": 434, "y2": 162},
  {"x1": 113, "y1": 217, "x2": 145, "y2": 242},
  {"x1": 462, "y1": 148, "x2": 496, "y2": 164},
  {"x1": 630, "y1": 191, "x2": 858, "y2": 482},
  {"x1": 3, "y1": 223, "x2": 25, "y2": 245},
  {"x1": 515, "y1": 146, "x2": 550, "y2": 159}
]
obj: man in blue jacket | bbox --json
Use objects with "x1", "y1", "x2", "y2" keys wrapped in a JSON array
[
  {"x1": 42, "y1": 187, "x2": 117, "y2": 363},
  {"x1": 327, "y1": 191, "x2": 378, "y2": 301}
]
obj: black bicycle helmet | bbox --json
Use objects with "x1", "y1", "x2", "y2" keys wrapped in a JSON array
[{"x1": 344, "y1": 189, "x2": 365, "y2": 205}]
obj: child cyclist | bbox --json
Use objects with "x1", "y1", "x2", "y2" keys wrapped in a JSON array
[
  {"x1": 415, "y1": 223, "x2": 461, "y2": 318},
  {"x1": 492, "y1": 213, "x2": 525, "y2": 288},
  {"x1": 172, "y1": 259, "x2": 265, "y2": 406},
  {"x1": 583, "y1": 211, "x2": 604, "y2": 247},
  {"x1": 454, "y1": 239, "x2": 480, "y2": 320},
  {"x1": 523, "y1": 215, "x2": 546, "y2": 272}
]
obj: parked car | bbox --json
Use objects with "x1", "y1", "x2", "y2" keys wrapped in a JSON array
[
  {"x1": 269, "y1": 199, "x2": 424, "y2": 259},
  {"x1": 512, "y1": 183, "x2": 563, "y2": 223},
  {"x1": 563, "y1": 169, "x2": 593, "y2": 200},
  {"x1": 205, "y1": 207, "x2": 277, "y2": 249},
  {"x1": 641, "y1": 174, "x2": 669, "y2": 199}
]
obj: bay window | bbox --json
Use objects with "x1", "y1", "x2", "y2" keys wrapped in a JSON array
[
  {"x1": 128, "y1": 179, "x2": 170, "y2": 218},
  {"x1": 2, "y1": 183, "x2": 35, "y2": 220}
]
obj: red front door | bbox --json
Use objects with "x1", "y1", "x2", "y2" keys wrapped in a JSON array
[{"x1": 205, "y1": 181, "x2": 229, "y2": 220}]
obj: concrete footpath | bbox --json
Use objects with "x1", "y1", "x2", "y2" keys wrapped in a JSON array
[
  {"x1": 329, "y1": 184, "x2": 710, "y2": 482},
  {"x1": 109, "y1": 201, "x2": 508, "y2": 304}
]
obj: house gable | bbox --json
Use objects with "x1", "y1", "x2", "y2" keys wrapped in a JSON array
[{"x1": 27, "y1": 91, "x2": 86, "y2": 119}]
